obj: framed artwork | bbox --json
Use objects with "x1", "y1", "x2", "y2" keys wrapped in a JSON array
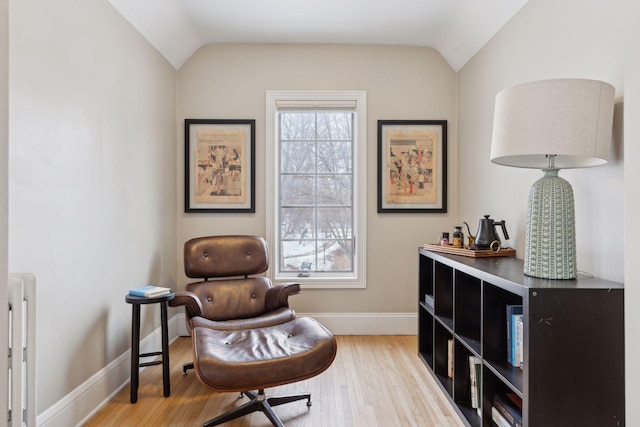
[
  {"x1": 377, "y1": 120, "x2": 447, "y2": 213},
  {"x1": 184, "y1": 119, "x2": 255, "y2": 213}
]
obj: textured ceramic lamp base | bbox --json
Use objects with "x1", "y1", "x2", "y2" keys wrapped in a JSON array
[{"x1": 524, "y1": 169, "x2": 577, "y2": 279}]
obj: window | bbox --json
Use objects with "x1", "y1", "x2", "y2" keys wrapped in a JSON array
[{"x1": 266, "y1": 91, "x2": 367, "y2": 288}]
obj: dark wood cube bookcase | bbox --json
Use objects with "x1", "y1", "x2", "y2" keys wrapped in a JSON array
[{"x1": 418, "y1": 249, "x2": 625, "y2": 427}]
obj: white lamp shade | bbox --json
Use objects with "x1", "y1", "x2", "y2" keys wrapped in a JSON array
[{"x1": 490, "y1": 79, "x2": 615, "y2": 169}]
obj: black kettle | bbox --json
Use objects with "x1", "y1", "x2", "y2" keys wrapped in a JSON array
[{"x1": 474, "y1": 215, "x2": 509, "y2": 250}]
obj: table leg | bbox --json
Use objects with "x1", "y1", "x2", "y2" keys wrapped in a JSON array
[
  {"x1": 130, "y1": 304, "x2": 141, "y2": 403},
  {"x1": 160, "y1": 301, "x2": 171, "y2": 397}
]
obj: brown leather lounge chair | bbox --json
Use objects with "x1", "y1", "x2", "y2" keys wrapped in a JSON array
[
  {"x1": 172, "y1": 235, "x2": 301, "y2": 374},
  {"x1": 170, "y1": 235, "x2": 337, "y2": 427}
]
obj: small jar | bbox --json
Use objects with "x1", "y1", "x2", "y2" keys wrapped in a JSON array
[
  {"x1": 440, "y1": 232, "x2": 450, "y2": 246},
  {"x1": 452, "y1": 226, "x2": 464, "y2": 248}
]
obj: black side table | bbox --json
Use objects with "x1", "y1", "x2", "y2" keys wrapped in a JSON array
[{"x1": 125, "y1": 292, "x2": 174, "y2": 403}]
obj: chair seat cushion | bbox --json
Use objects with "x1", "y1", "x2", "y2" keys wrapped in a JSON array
[
  {"x1": 192, "y1": 317, "x2": 337, "y2": 392},
  {"x1": 190, "y1": 307, "x2": 296, "y2": 331}
]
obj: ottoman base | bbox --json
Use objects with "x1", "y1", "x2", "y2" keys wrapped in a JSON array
[{"x1": 204, "y1": 389, "x2": 310, "y2": 427}]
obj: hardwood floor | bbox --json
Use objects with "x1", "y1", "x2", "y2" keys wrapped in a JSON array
[{"x1": 84, "y1": 335, "x2": 463, "y2": 427}]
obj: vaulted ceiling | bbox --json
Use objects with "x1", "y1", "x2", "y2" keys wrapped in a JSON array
[{"x1": 108, "y1": 0, "x2": 528, "y2": 71}]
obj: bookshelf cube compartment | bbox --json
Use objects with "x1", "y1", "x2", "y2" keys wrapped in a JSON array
[
  {"x1": 454, "y1": 270, "x2": 481, "y2": 354},
  {"x1": 482, "y1": 366, "x2": 522, "y2": 427},
  {"x1": 419, "y1": 252, "x2": 434, "y2": 305},
  {"x1": 453, "y1": 341, "x2": 482, "y2": 427},
  {"x1": 418, "y1": 305, "x2": 433, "y2": 368},
  {"x1": 482, "y1": 281, "x2": 523, "y2": 391},
  {"x1": 434, "y1": 321, "x2": 454, "y2": 396},
  {"x1": 434, "y1": 261, "x2": 454, "y2": 329}
]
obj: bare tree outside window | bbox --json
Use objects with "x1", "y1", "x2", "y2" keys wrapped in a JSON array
[{"x1": 279, "y1": 111, "x2": 354, "y2": 274}]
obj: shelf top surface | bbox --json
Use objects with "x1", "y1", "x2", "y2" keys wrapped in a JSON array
[{"x1": 420, "y1": 248, "x2": 623, "y2": 290}]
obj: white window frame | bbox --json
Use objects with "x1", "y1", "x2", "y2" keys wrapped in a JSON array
[{"x1": 266, "y1": 90, "x2": 367, "y2": 289}]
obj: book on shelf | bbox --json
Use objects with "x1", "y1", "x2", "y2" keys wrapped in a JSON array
[
  {"x1": 468, "y1": 356, "x2": 481, "y2": 409},
  {"x1": 506, "y1": 304, "x2": 523, "y2": 367},
  {"x1": 469, "y1": 357, "x2": 477, "y2": 409},
  {"x1": 514, "y1": 314, "x2": 523, "y2": 368},
  {"x1": 493, "y1": 392, "x2": 523, "y2": 427},
  {"x1": 447, "y1": 339, "x2": 454, "y2": 378},
  {"x1": 128, "y1": 285, "x2": 172, "y2": 298},
  {"x1": 424, "y1": 294, "x2": 434, "y2": 310},
  {"x1": 491, "y1": 406, "x2": 513, "y2": 427},
  {"x1": 510, "y1": 313, "x2": 524, "y2": 368}
]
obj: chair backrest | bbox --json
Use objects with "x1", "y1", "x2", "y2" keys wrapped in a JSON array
[
  {"x1": 183, "y1": 235, "x2": 272, "y2": 321},
  {"x1": 184, "y1": 235, "x2": 269, "y2": 279},
  {"x1": 186, "y1": 277, "x2": 273, "y2": 321}
]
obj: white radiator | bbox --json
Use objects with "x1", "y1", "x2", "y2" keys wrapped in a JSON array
[{"x1": 8, "y1": 273, "x2": 36, "y2": 427}]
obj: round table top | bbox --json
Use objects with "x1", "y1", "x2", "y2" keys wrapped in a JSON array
[{"x1": 125, "y1": 292, "x2": 175, "y2": 304}]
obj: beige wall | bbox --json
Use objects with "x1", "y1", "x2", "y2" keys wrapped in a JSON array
[
  {"x1": 177, "y1": 44, "x2": 458, "y2": 314},
  {"x1": 458, "y1": 0, "x2": 636, "y2": 422},
  {"x1": 458, "y1": 0, "x2": 625, "y2": 283},
  {"x1": 0, "y1": 0, "x2": 9, "y2": 419},
  {"x1": 8, "y1": 0, "x2": 177, "y2": 416}
]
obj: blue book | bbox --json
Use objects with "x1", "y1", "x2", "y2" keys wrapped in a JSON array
[
  {"x1": 506, "y1": 305, "x2": 522, "y2": 366},
  {"x1": 129, "y1": 285, "x2": 171, "y2": 298},
  {"x1": 513, "y1": 313, "x2": 524, "y2": 368}
]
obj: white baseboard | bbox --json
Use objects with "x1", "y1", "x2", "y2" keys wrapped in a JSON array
[
  {"x1": 38, "y1": 311, "x2": 415, "y2": 427},
  {"x1": 37, "y1": 315, "x2": 181, "y2": 427},
  {"x1": 178, "y1": 312, "x2": 190, "y2": 336},
  {"x1": 298, "y1": 312, "x2": 417, "y2": 335},
  {"x1": 177, "y1": 311, "x2": 418, "y2": 336}
]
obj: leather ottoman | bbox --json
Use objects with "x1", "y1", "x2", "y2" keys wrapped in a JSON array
[{"x1": 192, "y1": 316, "x2": 337, "y2": 392}]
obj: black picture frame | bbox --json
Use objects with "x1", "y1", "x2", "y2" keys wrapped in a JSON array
[
  {"x1": 377, "y1": 120, "x2": 447, "y2": 213},
  {"x1": 184, "y1": 119, "x2": 255, "y2": 213}
]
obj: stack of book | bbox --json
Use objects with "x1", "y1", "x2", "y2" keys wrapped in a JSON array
[
  {"x1": 491, "y1": 392, "x2": 522, "y2": 427},
  {"x1": 506, "y1": 304, "x2": 523, "y2": 368},
  {"x1": 424, "y1": 294, "x2": 434, "y2": 311},
  {"x1": 469, "y1": 356, "x2": 481, "y2": 415},
  {"x1": 128, "y1": 285, "x2": 172, "y2": 298}
]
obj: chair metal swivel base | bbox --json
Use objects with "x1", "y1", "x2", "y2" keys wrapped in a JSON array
[
  {"x1": 203, "y1": 389, "x2": 311, "y2": 427},
  {"x1": 182, "y1": 362, "x2": 194, "y2": 375}
]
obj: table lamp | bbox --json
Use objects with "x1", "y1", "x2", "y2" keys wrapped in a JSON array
[{"x1": 490, "y1": 79, "x2": 615, "y2": 279}]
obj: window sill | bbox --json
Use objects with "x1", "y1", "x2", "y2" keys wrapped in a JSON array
[{"x1": 273, "y1": 277, "x2": 366, "y2": 289}]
